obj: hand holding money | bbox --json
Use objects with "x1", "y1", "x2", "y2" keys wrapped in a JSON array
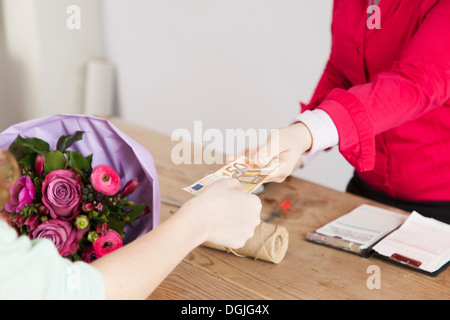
[
  {"x1": 181, "y1": 156, "x2": 290, "y2": 263},
  {"x1": 183, "y1": 156, "x2": 283, "y2": 195}
]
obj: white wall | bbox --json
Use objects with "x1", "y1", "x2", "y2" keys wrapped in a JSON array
[
  {"x1": 0, "y1": 1, "x2": 354, "y2": 191},
  {"x1": 0, "y1": 3, "x2": 6, "y2": 124},
  {"x1": 101, "y1": 0, "x2": 354, "y2": 191},
  {"x1": 0, "y1": 0, "x2": 103, "y2": 130}
]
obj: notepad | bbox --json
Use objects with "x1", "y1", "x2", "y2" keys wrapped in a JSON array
[
  {"x1": 306, "y1": 204, "x2": 450, "y2": 276},
  {"x1": 372, "y1": 211, "x2": 450, "y2": 275},
  {"x1": 306, "y1": 204, "x2": 408, "y2": 256}
]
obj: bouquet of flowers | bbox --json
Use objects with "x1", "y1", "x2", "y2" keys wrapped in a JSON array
[{"x1": 0, "y1": 114, "x2": 160, "y2": 262}]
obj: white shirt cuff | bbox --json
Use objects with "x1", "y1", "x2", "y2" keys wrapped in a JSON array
[{"x1": 293, "y1": 109, "x2": 339, "y2": 165}]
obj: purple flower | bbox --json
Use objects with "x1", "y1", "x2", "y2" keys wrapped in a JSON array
[
  {"x1": 5, "y1": 176, "x2": 36, "y2": 213},
  {"x1": 31, "y1": 219, "x2": 87, "y2": 257},
  {"x1": 42, "y1": 169, "x2": 82, "y2": 220}
]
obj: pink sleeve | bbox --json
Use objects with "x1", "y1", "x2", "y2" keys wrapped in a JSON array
[{"x1": 318, "y1": 0, "x2": 450, "y2": 171}]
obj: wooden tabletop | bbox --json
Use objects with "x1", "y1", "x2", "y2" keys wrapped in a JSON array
[{"x1": 110, "y1": 118, "x2": 450, "y2": 300}]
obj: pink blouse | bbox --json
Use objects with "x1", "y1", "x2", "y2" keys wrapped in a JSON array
[{"x1": 300, "y1": 0, "x2": 450, "y2": 201}]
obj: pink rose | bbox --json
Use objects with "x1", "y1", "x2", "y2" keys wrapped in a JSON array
[
  {"x1": 42, "y1": 169, "x2": 82, "y2": 220},
  {"x1": 93, "y1": 229, "x2": 123, "y2": 257},
  {"x1": 31, "y1": 219, "x2": 87, "y2": 257},
  {"x1": 5, "y1": 176, "x2": 36, "y2": 213},
  {"x1": 91, "y1": 165, "x2": 121, "y2": 196}
]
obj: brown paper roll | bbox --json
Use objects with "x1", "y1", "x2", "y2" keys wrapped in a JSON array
[{"x1": 202, "y1": 222, "x2": 289, "y2": 264}]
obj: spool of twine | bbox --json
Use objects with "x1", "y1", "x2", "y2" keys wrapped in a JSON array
[{"x1": 202, "y1": 222, "x2": 289, "y2": 264}]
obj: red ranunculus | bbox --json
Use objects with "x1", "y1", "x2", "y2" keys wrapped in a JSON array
[{"x1": 93, "y1": 229, "x2": 123, "y2": 257}]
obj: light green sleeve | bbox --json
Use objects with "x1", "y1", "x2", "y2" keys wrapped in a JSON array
[{"x1": 0, "y1": 220, "x2": 105, "y2": 300}]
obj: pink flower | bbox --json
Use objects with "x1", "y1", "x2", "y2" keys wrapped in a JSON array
[
  {"x1": 24, "y1": 214, "x2": 40, "y2": 232},
  {"x1": 91, "y1": 165, "x2": 121, "y2": 196},
  {"x1": 41, "y1": 169, "x2": 82, "y2": 220},
  {"x1": 9, "y1": 214, "x2": 26, "y2": 228},
  {"x1": 81, "y1": 246, "x2": 99, "y2": 263},
  {"x1": 95, "y1": 222, "x2": 109, "y2": 236},
  {"x1": 35, "y1": 154, "x2": 45, "y2": 176},
  {"x1": 93, "y1": 229, "x2": 123, "y2": 257},
  {"x1": 121, "y1": 178, "x2": 139, "y2": 197},
  {"x1": 5, "y1": 176, "x2": 36, "y2": 213},
  {"x1": 81, "y1": 202, "x2": 94, "y2": 213},
  {"x1": 31, "y1": 219, "x2": 87, "y2": 257}
]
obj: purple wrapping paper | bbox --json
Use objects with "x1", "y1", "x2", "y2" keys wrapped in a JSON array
[{"x1": 0, "y1": 114, "x2": 160, "y2": 244}]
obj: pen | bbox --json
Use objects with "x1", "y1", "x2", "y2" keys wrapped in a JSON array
[
  {"x1": 161, "y1": 198, "x2": 184, "y2": 208},
  {"x1": 265, "y1": 198, "x2": 294, "y2": 222}
]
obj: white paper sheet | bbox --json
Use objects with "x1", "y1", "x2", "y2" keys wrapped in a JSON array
[
  {"x1": 373, "y1": 211, "x2": 450, "y2": 273},
  {"x1": 316, "y1": 204, "x2": 408, "y2": 249}
]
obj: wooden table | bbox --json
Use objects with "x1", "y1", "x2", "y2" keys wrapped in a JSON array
[{"x1": 110, "y1": 118, "x2": 450, "y2": 300}]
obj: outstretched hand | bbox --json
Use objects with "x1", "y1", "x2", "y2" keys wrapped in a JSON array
[{"x1": 246, "y1": 122, "x2": 313, "y2": 183}]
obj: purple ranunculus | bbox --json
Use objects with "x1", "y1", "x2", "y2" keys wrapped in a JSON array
[
  {"x1": 5, "y1": 176, "x2": 36, "y2": 213},
  {"x1": 42, "y1": 169, "x2": 82, "y2": 220},
  {"x1": 31, "y1": 219, "x2": 86, "y2": 257}
]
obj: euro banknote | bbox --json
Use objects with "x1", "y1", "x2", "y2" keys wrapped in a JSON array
[{"x1": 183, "y1": 156, "x2": 282, "y2": 195}]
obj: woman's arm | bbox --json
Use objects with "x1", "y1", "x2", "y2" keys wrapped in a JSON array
[
  {"x1": 251, "y1": 0, "x2": 450, "y2": 179},
  {"x1": 316, "y1": 0, "x2": 450, "y2": 171},
  {"x1": 91, "y1": 178, "x2": 262, "y2": 300}
]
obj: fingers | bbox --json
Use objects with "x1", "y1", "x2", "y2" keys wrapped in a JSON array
[
  {"x1": 227, "y1": 147, "x2": 257, "y2": 164},
  {"x1": 223, "y1": 177, "x2": 243, "y2": 190},
  {"x1": 252, "y1": 129, "x2": 282, "y2": 167}
]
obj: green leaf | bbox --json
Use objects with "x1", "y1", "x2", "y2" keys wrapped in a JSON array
[
  {"x1": 56, "y1": 131, "x2": 84, "y2": 153},
  {"x1": 18, "y1": 153, "x2": 37, "y2": 168},
  {"x1": 9, "y1": 135, "x2": 50, "y2": 161},
  {"x1": 86, "y1": 154, "x2": 93, "y2": 166},
  {"x1": 107, "y1": 215, "x2": 126, "y2": 238},
  {"x1": 44, "y1": 151, "x2": 67, "y2": 173},
  {"x1": 125, "y1": 203, "x2": 146, "y2": 222},
  {"x1": 66, "y1": 151, "x2": 91, "y2": 172}
]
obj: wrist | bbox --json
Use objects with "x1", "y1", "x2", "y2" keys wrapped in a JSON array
[
  {"x1": 175, "y1": 200, "x2": 209, "y2": 247},
  {"x1": 291, "y1": 122, "x2": 313, "y2": 153}
]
